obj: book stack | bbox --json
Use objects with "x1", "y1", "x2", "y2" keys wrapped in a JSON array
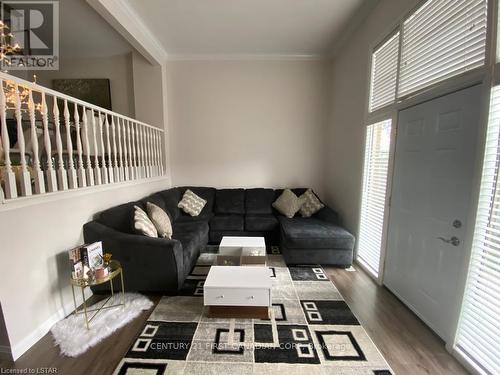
[{"x1": 68, "y1": 241, "x2": 104, "y2": 280}]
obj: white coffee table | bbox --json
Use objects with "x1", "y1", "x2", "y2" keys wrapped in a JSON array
[
  {"x1": 217, "y1": 236, "x2": 267, "y2": 266},
  {"x1": 204, "y1": 266, "x2": 272, "y2": 319}
]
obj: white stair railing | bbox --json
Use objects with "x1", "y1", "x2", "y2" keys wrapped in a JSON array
[{"x1": 0, "y1": 72, "x2": 166, "y2": 201}]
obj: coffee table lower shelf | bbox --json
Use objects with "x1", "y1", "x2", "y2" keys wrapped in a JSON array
[{"x1": 207, "y1": 305, "x2": 269, "y2": 319}]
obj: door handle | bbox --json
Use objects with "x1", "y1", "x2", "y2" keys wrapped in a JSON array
[{"x1": 437, "y1": 236, "x2": 460, "y2": 246}]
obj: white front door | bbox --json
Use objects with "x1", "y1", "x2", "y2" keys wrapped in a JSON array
[{"x1": 384, "y1": 85, "x2": 483, "y2": 343}]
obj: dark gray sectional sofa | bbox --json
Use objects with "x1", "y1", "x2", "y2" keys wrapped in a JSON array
[{"x1": 83, "y1": 186, "x2": 355, "y2": 293}]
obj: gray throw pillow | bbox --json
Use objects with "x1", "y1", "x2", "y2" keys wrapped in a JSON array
[
  {"x1": 147, "y1": 202, "x2": 173, "y2": 239},
  {"x1": 299, "y1": 189, "x2": 324, "y2": 217},
  {"x1": 133, "y1": 205, "x2": 158, "y2": 237},
  {"x1": 178, "y1": 189, "x2": 207, "y2": 216},
  {"x1": 272, "y1": 189, "x2": 301, "y2": 218}
]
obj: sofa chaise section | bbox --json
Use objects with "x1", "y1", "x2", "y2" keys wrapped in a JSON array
[{"x1": 278, "y1": 207, "x2": 355, "y2": 266}]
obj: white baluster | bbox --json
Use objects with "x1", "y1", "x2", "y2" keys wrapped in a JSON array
[
  {"x1": 28, "y1": 90, "x2": 45, "y2": 194},
  {"x1": 131, "y1": 121, "x2": 137, "y2": 179},
  {"x1": 126, "y1": 120, "x2": 134, "y2": 180},
  {"x1": 111, "y1": 116, "x2": 119, "y2": 182},
  {"x1": 148, "y1": 127, "x2": 153, "y2": 177},
  {"x1": 41, "y1": 92, "x2": 57, "y2": 192},
  {"x1": 53, "y1": 98, "x2": 68, "y2": 190},
  {"x1": 122, "y1": 118, "x2": 129, "y2": 181},
  {"x1": 74, "y1": 103, "x2": 86, "y2": 187},
  {"x1": 64, "y1": 100, "x2": 77, "y2": 189},
  {"x1": 158, "y1": 129, "x2": 164, "y2": 175},
  {"x1": 14, "y1": 84, "x2": 31, "y2": 196},
  {"x1": 105, "y1": 115, "x2": 113, "y2": 183},
  {"x1": 154, "y1": 128, "x2": 160, "y2": 177},
  {"x1": 0, "y1": 79, "x2": 17, "y2": 198},
  {"x1": 146, "y1": 127, "x2": 153, "y2": 178},
  {"x1": 151, "y1": 128, "x2": 156, "y2": 177},
  {"x1": 82, "y1": 107, "x2": 94, "y2": 186},
  {"x1": 150, "y1": 127, "x2": 157, "y2": 177},
  {"x1": 98, "y1": 113, "x2": 108, "y2": 184},
  {"x1": 135, "y1": 123, "x2": 142, "y2": 179},
  {"x1": 145, "y1": 127, "x2": 151, "y2": 177},
  {"x1": 91, "y1": 109, "x2": 101, "y2": 185},
  {"x1": 117, "y1": 117, "x2": 124, "y2": 181},
  {"x1": 139, "y1": 124, "x2": 146, "y2": 178}
]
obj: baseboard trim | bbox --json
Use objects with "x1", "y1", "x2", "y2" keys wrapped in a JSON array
[{"x1": 10, "y1": 288, "x2": 92, "y2": 361}]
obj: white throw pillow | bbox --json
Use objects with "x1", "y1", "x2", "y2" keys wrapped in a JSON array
[
  {"x1": 299, "y1": 189, "x2": 324, "y2": 217},
  {"x1": 133, "y1": 205, "x2": 158, "y2": 237},
  {"x1": 178, "y1": 189, "x2": 207, "y2": 216},
  {"x1": 272, "y1": 189, "x2": 301, "y2": 218},
  {"x1": 147, "y1": 202, "x2": 173, "y2": 239}
]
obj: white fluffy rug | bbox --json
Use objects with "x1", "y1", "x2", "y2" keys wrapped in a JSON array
[{"x1": 51, "y1": 293, "x2": 153, "y2": 357}]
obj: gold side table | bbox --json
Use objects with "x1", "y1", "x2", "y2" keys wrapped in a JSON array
[{"x1": 70, "y1": 260, "x2": 125, "y2": 329}]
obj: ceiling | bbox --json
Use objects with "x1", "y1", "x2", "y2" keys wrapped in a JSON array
[
  {"x1": 124, "y1": 0, "x2": 366, "y2": 57},
  {"x1": 59, "y1": 0, "x2": 133, "y2": 59}
]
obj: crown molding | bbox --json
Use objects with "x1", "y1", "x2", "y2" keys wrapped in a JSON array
[
  {"x1": 87, "y1": 0, "x2": 167, "y2": 65},
  {"x1": 166, "y1": 53, "x2": 329, "y2": 62}
]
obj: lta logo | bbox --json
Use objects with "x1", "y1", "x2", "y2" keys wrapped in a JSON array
[{"x1": 1, "y1": 1, "x2": 59, "y2": 70}]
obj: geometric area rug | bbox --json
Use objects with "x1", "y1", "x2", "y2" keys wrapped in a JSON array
[{"x1": 114, "y1": 253, "x2": 394, "y2": 374}]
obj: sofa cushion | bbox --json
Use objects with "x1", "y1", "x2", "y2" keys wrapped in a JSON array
[
  {"x1": 98, "y1": 201, "x2": 138, "y2": 233},
  {"x1": 158, "y1": 188, "x2": 181, "y2": 221},
  {"x1": 147, "y1": 202, "x2": 172, "y2": 239},
  {"x1": 279, "y1": 217, "x2": 355, "y2": 250},
  {"x1": 175, "y1": 213, "x2": 214, "y2": 224},
  {"x1": 133, "y1": 205, "x2": 158, "y2": 237},
  {"x1": 245, "y1": 214, "x2": 279, "y2": 232},
  {"x1": 178, "y1": 189, "x2": 207, "y2": 216},
  {"x1": 245, "y1": 188, "x2": 275, "y2": 214},
  {"x1": 299, "y1": 189, "x2": 325, "y2": 217},
  {"x1": 210, "y1": 215, "x2": 244, "y2": 231},
  {"x1": 178, "y1": 187, "x2": 215, "y2": 218},
  {"x1": 173, "y1": 221, "x2": 209, "y2": 238},
  {"x1": 139, "y1": 192, "x2": 165, "y2": 212},
  {"x1": 215, "y1": 189, "x2": 245, "y2": 214},
  {"x1": 273, "y1": 189, "x2": 301, "y2": 218}
]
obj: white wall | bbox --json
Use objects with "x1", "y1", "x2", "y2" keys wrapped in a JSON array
[
  {"x1": 166, "y1": 59, "x2": 330, "y2": 197},
  {"x1": 33, "y1": 53, "x2": 135, "y2": 118},
  {"x1": 0, "y1": 178, "x2": 170, "y2": 359},
  {"x1": 325, "y1": 0, "x2": 417, "y2": 232}
]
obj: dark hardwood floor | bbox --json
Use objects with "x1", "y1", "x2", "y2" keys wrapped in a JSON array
[
  {"x1": 0, "y1": 265, "x2": 469, "y2": 375},
  {"x1": 325, "y1": 265, "x2": 469, "y2": 375}
]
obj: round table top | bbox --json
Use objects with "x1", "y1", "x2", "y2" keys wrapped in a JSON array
[{"x1": 70, "y1": 260, "x2": 122, "y2": 287}]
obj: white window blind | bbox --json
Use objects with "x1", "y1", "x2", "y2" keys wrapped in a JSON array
[
  {"x1": 455, "y1": 86, "x2": 500, "y2": 375},
  {"x1": 357, "y1": 120, "x2": 392, "y2": 277},
  {"x1": 369, "y1": 32, "x2": 400, "y2": 112},
  {"x1": 398, "y1": 0, "x2": 488, "y2": 97}
]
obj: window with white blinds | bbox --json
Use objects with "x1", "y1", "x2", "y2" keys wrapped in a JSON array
[
  {"x1": 357, "y1": 120, "x2": 392, "y2": 277},
  {"x1": 398, "y1": 0, "x2": 488, "y2": 97},
  {"x1": 369, "y1": 32, "x2": 400, "y2": 112},
  {"x1": 454, "y1": 86, "x2": 500, "y2": 375}
]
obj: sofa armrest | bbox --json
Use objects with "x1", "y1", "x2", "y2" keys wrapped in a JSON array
[
  {"x1": 83, "y1": 221, "x2": 184, "y2": 293},
  {"x1": 314, "y1": 206, "x2": 340, "y2": 225}
]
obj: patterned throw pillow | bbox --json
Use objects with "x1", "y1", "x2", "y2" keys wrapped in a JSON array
[
  {"x1": 178, "y1": 189, "x2": 207, "y2": 216},
  {"x1": 133, "y1": 205, "x2": 158, "y2": 237},
  {"x1": 147, "y1": 202, "x2": 173, "y2": 239},
  {"x1": 299, "y1": 189, "x2": 325, "y2": 217},
  {"x1": 272, "y1": 189, "x2": 302, "y2": 218}
]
